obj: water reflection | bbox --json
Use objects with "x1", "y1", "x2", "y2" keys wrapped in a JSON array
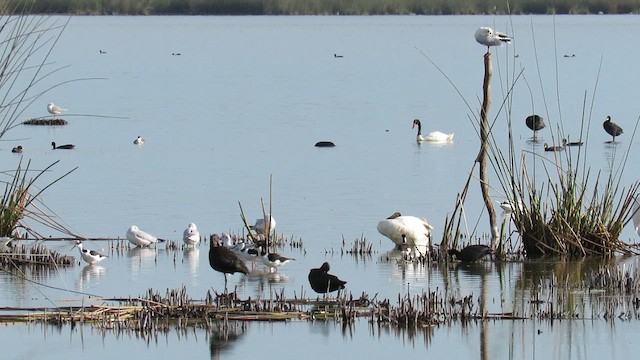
[
  {"x1": 209, "y1": 321, "x2": 246, "y2": 360},
  {"x1": 76, "y1": 265, "x2": 106, "y2": 291},
  {"x1": 183, "y1": 248, "x2": 199, "y2": 275},
  {"x1": 240, "y1": 270, "x2": 290, "y2": 295}
]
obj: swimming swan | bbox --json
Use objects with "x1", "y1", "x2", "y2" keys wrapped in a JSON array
[{"x1": 412, "y1": 119, "x2": 453, "y2": 142}]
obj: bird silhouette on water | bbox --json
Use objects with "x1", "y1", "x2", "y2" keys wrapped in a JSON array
[
  {"x1": 448, "y1": 245, "x2": 493, "y2": 262},
  {"x1": 209, "y1": 234, "x2": 248, "y2": 290},
  {"x1": 603, "y1": 116, "x2": 623, "y2": 143},
  {"x1": 525, "y1": 115, "x2": 546, "y2": 140},
  {"x1": 308, "y1": 262, "x2": 347, "y2": 294}
]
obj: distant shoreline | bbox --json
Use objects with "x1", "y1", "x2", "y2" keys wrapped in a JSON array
[{"x1": 14, "y1": 0, "x2": 640, "y2": 16}]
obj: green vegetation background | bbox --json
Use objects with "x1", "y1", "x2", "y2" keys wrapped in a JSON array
[{"x1": 14, "y1": 0, "x2": 640, "y2": 15}]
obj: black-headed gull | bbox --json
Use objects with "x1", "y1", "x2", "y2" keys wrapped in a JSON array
[
  {"x1": 183, "y1": 223, "x2": 200, "y2": 246},
  {"x1": 475, "y1": 27, "x2": 512, "y2": 51},
  {"x1": 126, "y1": 225, "x2": 166, "y2": 247},
  {"x1": 47, "y1": 103, "x2": 67, "y2": 118}
]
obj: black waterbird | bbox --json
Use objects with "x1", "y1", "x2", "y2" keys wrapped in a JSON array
[
  {"x1": 448, "y1": 244, "x2": 493, "y2": 262},
  {"x1": 603, "y1": 116, "x2": 623, "y2": 142},
  {"x1": 51, "y1": 141, "x2": 75, "y2": 150},
  {"x1": 209, "y1": 234, "x2": 249, "y2": 289},
  {"x1": 308, "y1": 262, "x2": 347, "y2": 294},
  {"x1": 525, "y1": 115, "x2": 546, "y2": 140}
]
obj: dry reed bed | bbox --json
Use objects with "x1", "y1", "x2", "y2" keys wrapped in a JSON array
[{"x1": 3, "y1": 265, "x2": 640, "y2": 332}]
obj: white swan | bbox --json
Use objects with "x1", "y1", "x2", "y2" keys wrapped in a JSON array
[
  {"x1": 183, "y1": 223, "x2": 200, "y2": 246},
  {"x1": 412, "y1": 119, "x2": 454, "y2": 142},
  {"x1": 126, "y1": 225, "x2": 166, "y2": 247},
  {"x1": 377, "y1": 211, "x2": 433, "y2": 247},
  {"x1": 47, "y1": 102, "x2": 67, "y2": 118}
]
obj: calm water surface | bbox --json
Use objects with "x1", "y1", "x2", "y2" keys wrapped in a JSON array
[{"x1": 2, "y1": 14, "x2": 640, "y2": 359}]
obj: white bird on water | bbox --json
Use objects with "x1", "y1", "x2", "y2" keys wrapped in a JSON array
[
  {"x1": 47, "y1": 103, "x2": 67, "y2": 118},
  {"x1": 183, "y1": 223, "x2": 200, "y2": 246},
  {"x1": 134, "y1": 136, "x2": 145, "y2": 145},
  {"x1": 72, "y1": 240, "x2": 108, "y2": 265},
  {"x1": 474, "y1": 27, "x2": 512, "y2": 51},
  {"x1": 126, "y1": 225, "x2": 167, "y2": 247},
  {"x1": 377, "y1": 212, "x2": 434, "y2": 247}
]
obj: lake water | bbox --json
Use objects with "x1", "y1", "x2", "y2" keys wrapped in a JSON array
[{"x1": 2, "y1": 14, "x2": 640, "y2": 359}]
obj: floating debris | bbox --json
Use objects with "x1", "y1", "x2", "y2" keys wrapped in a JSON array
[{"x1": 22, "y1": 118, "x2": 68, "y2": 125}]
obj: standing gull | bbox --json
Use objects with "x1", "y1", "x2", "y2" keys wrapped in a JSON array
[
  {"x1": 126, "y1": 225, "x2": 167, "y2": 247},
  {"x1": 47, "y1": 103, "x2": 67, "y2": 118},
  {"x1": 183, "y1": 223, "x2": 200, "y2": 247},
  {"x1": 475, "y1": 27, "x2": 512, "y2": 52}
]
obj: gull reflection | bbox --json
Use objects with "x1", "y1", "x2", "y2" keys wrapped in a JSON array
[
  {"x1": 183, "y1": 248, "x2": 199, "y2": 275},
  {"x1": 127, "y1": 247, "x2": 157, "y2": 273}
]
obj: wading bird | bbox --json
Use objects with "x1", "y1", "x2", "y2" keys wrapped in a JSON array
[
  {"x1": 209, "y1": 234, "x2": 248, "y2": 289},
  {"x1": 525, "y1": 115, "x2": 546, "y2": 140},
  {"x1": 72, "y1": 240, "x2": 108, "y2": 265},
  {"x1": 603, "y1": 116, "x2": 623, "y2": 143}
]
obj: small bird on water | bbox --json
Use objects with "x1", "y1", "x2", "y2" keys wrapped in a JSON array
[
  {"x1": 209, "y1": 234, "x2": 249, "y2": 289},
  {"x1": 603, "y1": 115, "x2": 623, "y2": 143},
  {"x1": 448, "y1": 244, "x2": 493, "y2": 262},
  {"x1": 51, "y1": 142, "x2": 75, "y2": 150},
  {"x1": 308, "y1": 262, "x2": 347, "y2": 294}
]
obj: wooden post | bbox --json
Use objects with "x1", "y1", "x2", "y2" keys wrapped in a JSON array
[{"x1": 477, "y1": 51, "x2": 499, "y2": 244}]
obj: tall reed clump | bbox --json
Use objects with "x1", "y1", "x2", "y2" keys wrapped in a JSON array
[
  {"x1": 491, "y1": 62, "x2": 640, "y2": 257},
  {"x1": 1, "y1": 160, "x2": 76, "y2": 238},
  {"x1": 497, "y1": 143, "x2": 640, "y2": 257},
  {"x1": 0, "y1": 6, "x2": 78, "y2": 239}
]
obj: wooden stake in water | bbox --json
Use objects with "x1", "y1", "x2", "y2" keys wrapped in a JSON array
[{"x1": 477, "y1": 51, "x2": 499, "y2": 244}]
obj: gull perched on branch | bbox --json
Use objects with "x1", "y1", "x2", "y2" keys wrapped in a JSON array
[{"x1": 474, "y1": 27, "x2": 512, "y2": 52}]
